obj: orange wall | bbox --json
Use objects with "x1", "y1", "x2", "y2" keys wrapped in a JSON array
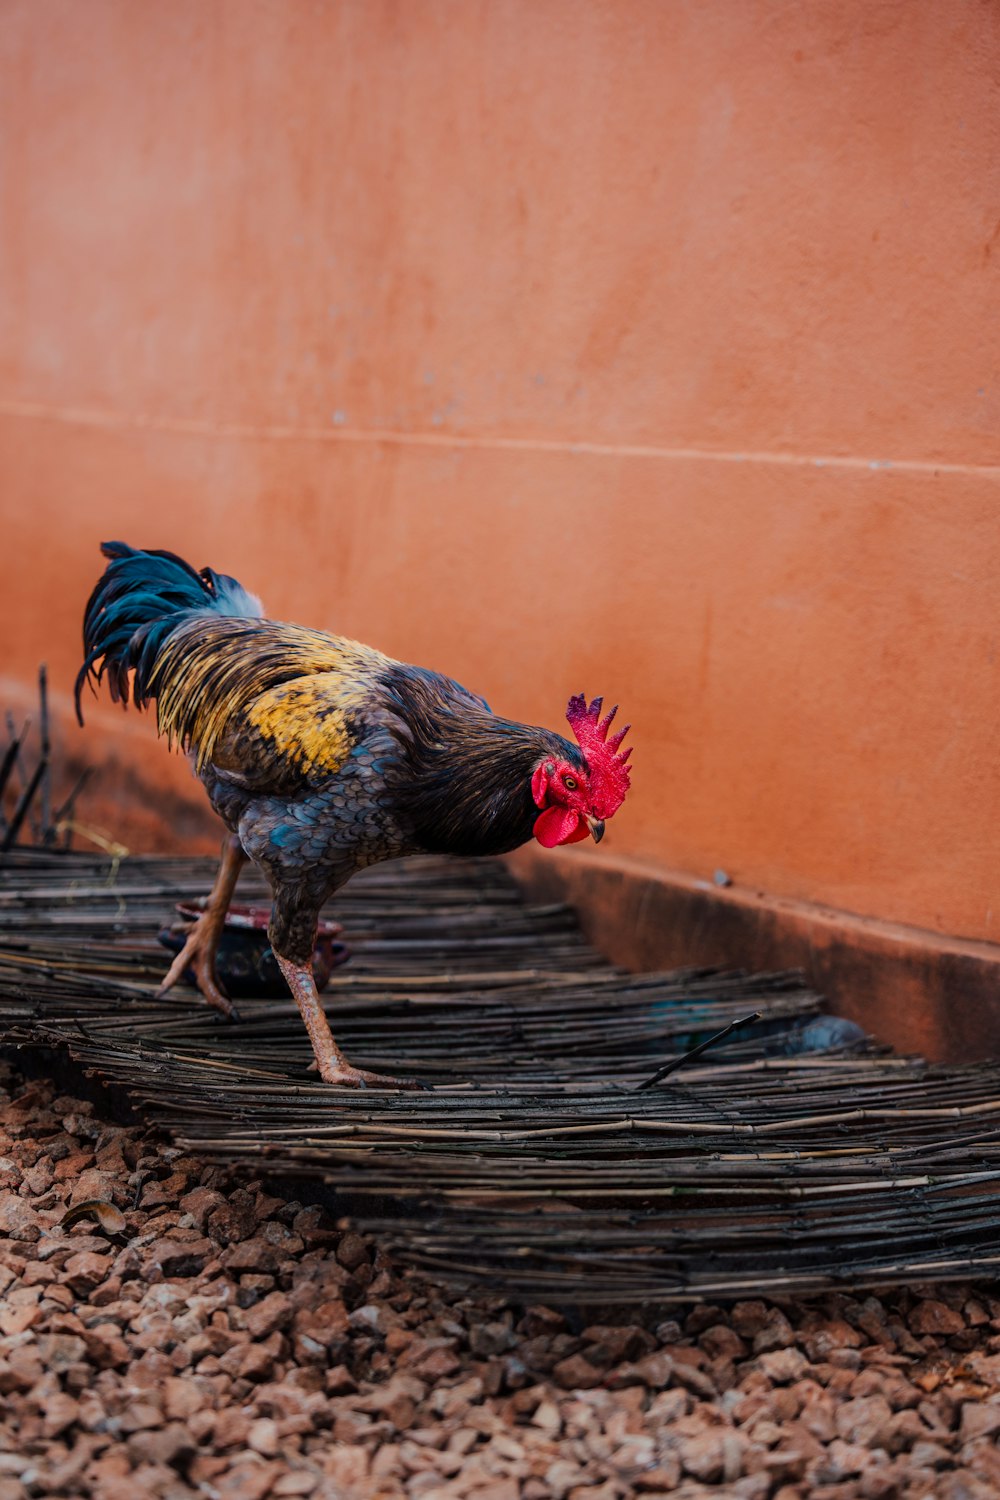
[{"x1": 1, "y1": 1, "x2": 999, "y2": 943}]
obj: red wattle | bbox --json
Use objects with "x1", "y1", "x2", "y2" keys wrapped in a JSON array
[{"x1": 533, "y1": 806, "x2": 589, "y2": 848}]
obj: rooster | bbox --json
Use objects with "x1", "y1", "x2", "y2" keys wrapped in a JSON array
[{"x1": 76, "y1": 542, "x2": 632, "y2": 1087}]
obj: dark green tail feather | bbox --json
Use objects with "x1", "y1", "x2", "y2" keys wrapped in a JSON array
[{"x1": 75, "y1": 541, "x2": 261, "y2": 725}]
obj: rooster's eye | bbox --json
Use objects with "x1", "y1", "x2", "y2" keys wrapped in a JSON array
[{"x1": 564, "y1": 776, "x2": 577, "y2": 791}]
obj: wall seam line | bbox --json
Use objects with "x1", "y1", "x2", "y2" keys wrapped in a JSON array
[{"x1": 1, "y1": 397, "x2": 999, "y2": 479}]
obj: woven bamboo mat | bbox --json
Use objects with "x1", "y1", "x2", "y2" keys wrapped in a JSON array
[{"x1": 2, "y1": 848, "x2": 999, "y2": 1304}]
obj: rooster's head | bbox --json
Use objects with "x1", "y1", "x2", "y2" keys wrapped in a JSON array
[{"x1": 531, "y1": 694, "x2": 633, "y2": 849}]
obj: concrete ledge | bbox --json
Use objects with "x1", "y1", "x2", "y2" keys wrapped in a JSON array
[{"x1": 506, "y1": 847, "x2": 1000, "y2": 1064}]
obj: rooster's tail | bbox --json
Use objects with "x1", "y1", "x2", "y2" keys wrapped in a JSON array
[{"x1": 74, "y1": 541, "x2": 263, "y2": 725}]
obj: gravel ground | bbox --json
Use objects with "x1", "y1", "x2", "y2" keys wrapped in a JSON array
[{"x1": 2, "y1": 1064, "x2": 1000, "y2": 1500}]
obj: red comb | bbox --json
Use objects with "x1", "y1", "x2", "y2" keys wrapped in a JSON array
[{"x1": 565, "y1": 693, "x2": 632, "y2": 819}]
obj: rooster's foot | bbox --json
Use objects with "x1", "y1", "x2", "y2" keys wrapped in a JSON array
[
  {"x1": 275, "y1": 951, "x2": 424, "y2": 1089},
  {"x1": 157, "y1": 919, "x2": 239, "y2": 1021},
  {"x1": 308, "y1": 1057, "x2": 426, "y2": 1090}
]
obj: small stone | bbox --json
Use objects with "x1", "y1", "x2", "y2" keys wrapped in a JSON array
[
  {"x1": 70, "y1": 1166, "x2": 122, "y2": 1205},
  {"x1": 222, "y1": 1237, "x2": 284, "y2": 1274},
  {"x1": 272, "y1": 1476, "x2": 319, "y2": 1497},
  {"x1": 300, "y1": 1297, "x2": 348, "y2": 1345},
  {"x1": 336, "y1": 1232, "x2": 369, "y2": 1271},
  {"x1": 216, "y1": 1460, "x2": 282, "y2": 1500},
  {"x1": 204, "y1": 1197, "x2": 255, "y2": 1248},
  {"x1": 911, "y1": 1440, "x2": 953, "y2": 1469},
  {"x1": 518, "y1": 1305, "x2": 567, "y2": 1338},
  {"x1": 317, "y1": 1364, "x2": 354, "y2": 1398},
  {"x1": 238, "y1": 1331, "x2": 283, "y2": 1381},
  {"x1": 402, "y1": 1339, "x2": 461, "y2": 1380},
  {"x1": 753, "y1": 1308, "x2": 795, "y2": 1353},
  {"x1": 960, "y1": 1400, "x2": 1000, "y2": 1443},
  {"x1": 800, "y1": 1319, "x2": 863, "y2": 1360},
  {"x1": 162, "y1": 1376, "x2": 206, "y2": 1421},
  {"x1": 212, "y1": 1407, "x2": 250, "y2": 1448},
  {"x1": 553, "y1": 1353, "x2": 604, "y2": 1390},
  {"x1": 965, "y1": 1300, "x2": 990, "y2": 1327},
  {"x1": 119, "y1": 1402, "x2": 165, "y2": 1434},
  {"x1": 960, "y1": 1439, "x2": 1000, "y2": 1486},
  {"x1": 244, "y1": 1291, "x2": 293, "y2": 1340},
  {"x1": 883, "y1": 1408, "x2": 928, "y2": 1452},
  {"x1": 469, "y1": 1321, "x2": 517, "y2": 1357},
  {"x1": 247, "y1": 1417, "x2": 280, "y2": 1456},
  {"x1": 731, "y1": 1301, "x2": 772, "y2": 1338},
  {"x1": 62, "y1": 1250, "x2": 109, "y2": 1295},
  {"x1": 662, "y1": 1353, "x2": 718, "y2": 1398},
  {"x1": 835, "y1": 1394, "x2": 894, "y2": 1449},
  {"x1": 126, "y1": 1423, "x2": 196, "y2": 1468},
  {"x1": 178, "y1": 1186, "x2": 226, "y2": 1227},
  {"x1": 544, "y1": 1459, "x2": 585, "y2": 1498},
  {"x1": 634, "y1": 1461, "x2": 682, "y2": 1491},
  {"x1": 239, "y1": 1273, "x2": 276, "y2": 1300},
  {"x1": 363, "y1": 1373, "x2": 426, "y2": 1429},
  {"x1": 813, "y1": 1437, "x2": 876, "y2": 1482},
  {"x1": 608, "y1": 1350, "x2": 674, "y2": 1390},
  {"x1": 936, "y1": 1473, "x2": 996, "y2": 1500},
  {"x1": 0, "y1": 1196, "x2": 40, "y2": 1241},
  {"x1": 34, "y1": 1333, "x2": 87, "y2": 1371},
  {"x1": 700, "y1": 1324, "x2": 749, "y2": 1361},
  {"x1": 0, "y1": 1301, "x2": 41, "y2": 1335},
  {"x1": 761, "y1": 1445, "x2": 816, "y2": 1484},
  {"x1": 531, "y1": 1398, "x2": 562, "y2": 1436},
  {"x1": 348, "y1": 1301, "x2": 391, "y2": 1335},
  {"x1": 581, "y1": 1323, "x2": 656, "y2": 1367},
  {"x1": 758, "y1": 1348, "x2": 809, "y2": 1385},
  {"x1": 322, "y1": 1447, "x2": 370, "y2": 1488},
  {"x1": 81, "y1": 1323, "x2": 129, "y2": 1370},
  {"x1": 909, "y1": 1300, "x2": 965, "y2": 1337},
  {"x1": 678, "y1": 1431, "x2": 727, "y2": 1483},
  {"x1": 144, "y1": 1236, "x2": 214, "y2": 1279},
  {"x1": 139, "y1": 1168, "x2": 191, "y2": 1207},
  {"x1": 41, "y1": 1392, "x2": 80, "y2": 1439},
  {"x1": 291, "y1": 1206, "x2": 337, "y2": 1246}
]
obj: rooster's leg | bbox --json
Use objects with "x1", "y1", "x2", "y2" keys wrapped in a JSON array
[
  {"x1": 269, "y1": 886, "x2": 421, "y2": 1087},
  {"x1": 157, "y1": 835, "x2": 247, "y2": 1019},
  {"x1": 274, "y1": 954, "x2": 422, "y2": 1088}
]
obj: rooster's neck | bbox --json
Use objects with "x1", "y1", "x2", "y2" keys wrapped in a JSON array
[{"x1": 381, "y1": 668, "x2": 583, "y2": 858}]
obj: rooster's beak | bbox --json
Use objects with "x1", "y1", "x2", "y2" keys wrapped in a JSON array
[{"x1": 586, "y1": 816, "x2": 606, "y2": 843}]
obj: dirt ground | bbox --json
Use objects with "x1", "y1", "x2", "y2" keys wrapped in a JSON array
[{"x1": 1, "y1": 1064, "x2": 1000, "y2": 1500}]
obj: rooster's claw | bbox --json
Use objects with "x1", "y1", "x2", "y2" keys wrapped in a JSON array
[{"x1": 314, "y1": 1062, "x2": 427, "y2": 1090}]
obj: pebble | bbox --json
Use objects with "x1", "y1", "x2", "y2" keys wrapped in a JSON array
[
  {"x1": 758, "y1": 1348, "x2": 809, "y2": 1385},
  {"x1": 910, "y1": 1298, "x2": 967, "y2": 1336}
]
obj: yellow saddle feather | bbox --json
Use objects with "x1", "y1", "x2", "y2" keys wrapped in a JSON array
[
  {"x1": 148, "y1": 617, "x2": 391, "y2": 771},
  {"x1": 245, "y1": 675, "x2": 372, "y2": 776}
]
